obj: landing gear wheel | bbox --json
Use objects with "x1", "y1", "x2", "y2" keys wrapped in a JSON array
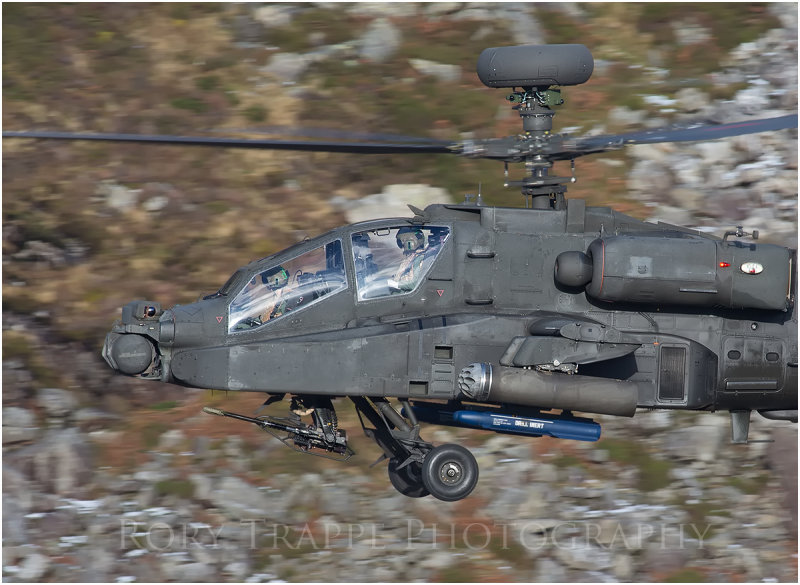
[
  {"x1": 388, "y1": 458, "x2": 430, "y2": 498},
  {"x1": 421, "y1": 444, "x2": 479, "y2": 502}
]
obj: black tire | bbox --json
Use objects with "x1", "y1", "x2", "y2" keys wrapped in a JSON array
[
  {"x1": 421, "y1": 444, "x2": 479, "y2": 502},
  {"x1": 388, "y1": 458, "x2": 430, "y2": 498}
]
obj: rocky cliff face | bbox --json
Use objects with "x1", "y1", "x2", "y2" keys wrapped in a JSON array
[{"x1": 3, "y1": 3, "x2": 797, "y2": 582}]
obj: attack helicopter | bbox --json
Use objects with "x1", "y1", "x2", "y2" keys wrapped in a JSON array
[{"x1": 4, "y1": 44, "x2": 797, "y2": 502}]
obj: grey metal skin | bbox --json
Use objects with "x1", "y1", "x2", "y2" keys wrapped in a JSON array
[
  {"x1": 477, "y1": 44, "x2": 594, "y2": 88},
  {"x1": 103, "y1": 200, "x2": 798, "y2": 424},
  {"x1": 457, "y1": 362, "x2": 641, "y2": 417}
]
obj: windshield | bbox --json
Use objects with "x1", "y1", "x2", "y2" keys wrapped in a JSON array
[
  {"x1": 206, "y1": 268, "x2": 246, "y2": 299},
  {"x1": 228, "y1": 240, "x2": 346, "y2": 332},
  {"x1": 351, "y1": 226, "x2": 449, "y2": 300}
]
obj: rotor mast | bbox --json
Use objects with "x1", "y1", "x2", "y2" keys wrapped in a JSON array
[{"x1": 511, "y1": 87, "x2": 568, "y2": 208}]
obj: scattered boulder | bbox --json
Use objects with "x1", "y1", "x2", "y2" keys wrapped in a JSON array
[
  {"x1": 37, "y1": 387, "x2": 78, "y2": 419},
  {"x1": 331, "y1": 184, "x2": 449, "y2": 223},
  {"x1": 252, "y1": 4, "x2": 297, "y2": 29},
  {"x1": 2, "y1": 407, "x2": 39, "y2": 444},
  {"x1": 12, "y1": 241, "x2": 68, "y2": 268},
  {"x1": 358, "y1": 18, "x2": 401, "y2": 63},
  {"x1": 18, "y1": 552, "x2": 50, "y2": 581},
  {"x1": 95, "y1": 180, "x2": 140, "y2": 212},
  {"x1": 263, "y1": 52, "x2": 316, "y2": 84},
  {"x1": 409, "y1": 58, "x2": 462, "y2": 83}
]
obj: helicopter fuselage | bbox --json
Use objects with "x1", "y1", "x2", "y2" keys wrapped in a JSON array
[{"x1": 103, "y1": 201, "x2": 798, "y2": 423}]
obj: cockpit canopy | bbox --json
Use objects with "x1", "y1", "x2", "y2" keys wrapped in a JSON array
[
  {"x1": 351, "y1": 226, "x2": 449, "y2": 300},
  {"x1": 227, "y1": 225, "x2": 450, "y2": 333},
  {"x1": 229, "y1": 240, "x2": 346, "y2": 332}
]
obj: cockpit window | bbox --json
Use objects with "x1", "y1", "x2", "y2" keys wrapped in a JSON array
[
  {"x1": 228, "y1": 240, "x2": 346, "y2": 332},
  {"x1": 351, "y1": 226, "x2": 449, "y2": 300},
  {"x1": 207, "y1": 268, "x2": 245, "y2": 299}
]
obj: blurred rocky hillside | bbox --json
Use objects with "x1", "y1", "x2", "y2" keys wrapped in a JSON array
[{"x1": 2, "y1": 3, "x2": 797, "y2": 583}]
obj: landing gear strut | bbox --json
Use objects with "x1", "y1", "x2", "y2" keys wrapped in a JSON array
[{"x1": 350, "y1": 396, "x2": 479, "y2": 502}]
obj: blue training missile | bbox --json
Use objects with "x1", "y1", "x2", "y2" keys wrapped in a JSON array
[
  {"x1": 408, "y1": 403, "x2": 601, "y2": 442},
  {"x1": 453, "y1": 410, "x2": 601, "y2": 442}
]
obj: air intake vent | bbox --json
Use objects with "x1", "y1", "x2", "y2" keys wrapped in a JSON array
[{"x1": 659, "y1": 346, "x2": 686, "y2": 401}]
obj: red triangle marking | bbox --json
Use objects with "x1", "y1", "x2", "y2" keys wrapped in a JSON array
[
  {"x1": 216, "y1": 316, "x2": 223, "y2": 323},
  {"x1": 436, "y1": 289, "x2": 444, "y2": 297}
]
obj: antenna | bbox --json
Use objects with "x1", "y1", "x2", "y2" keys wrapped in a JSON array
[{"x1": 462, "y1": 183, "x2": 485, "y2": 206}]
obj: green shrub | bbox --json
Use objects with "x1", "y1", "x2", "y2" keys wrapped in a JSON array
[
  {"x1": 243, "y1": 104, "x2": 267, "y2": 123},
  {"x1": 170, "y1": 97, "x2": 208, "y2": 113},
  {"x1": 195, "y1": 75, "x2": 220, "y2": 91}
]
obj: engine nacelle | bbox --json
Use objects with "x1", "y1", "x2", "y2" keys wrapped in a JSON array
[{"x1": 555, "y1": 235, "x2": 793, "y2": 311}]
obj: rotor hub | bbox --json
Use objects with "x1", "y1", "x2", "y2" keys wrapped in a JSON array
[{"x1": 515, "y1": 96, "x2": 557, "y2": 134}]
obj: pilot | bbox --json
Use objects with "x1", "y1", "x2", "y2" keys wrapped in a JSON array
[
  {"x1": 390, "y1": 227, "x2": 427, "y2": 292},
  {"x1": 262, "y1": 266, "x2": 291, "y2": 319}
]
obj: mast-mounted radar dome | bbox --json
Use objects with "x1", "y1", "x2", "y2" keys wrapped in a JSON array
[{"x1": 477, "y1": 44, "x2": 594, "y2": 89}]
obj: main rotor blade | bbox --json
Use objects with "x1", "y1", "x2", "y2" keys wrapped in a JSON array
[
  {"x1": 2, "y1": 130, "x2": 455, "y2": 155},
  {"x1": 6, "y1": 114, "x2": 795, "y2": 163},
  {"x1": 214, "y1": 126, "x2": 449, "y2": 144},
  {"x1": 570, "y1": 113, "x2": 798, "y2": 156}
]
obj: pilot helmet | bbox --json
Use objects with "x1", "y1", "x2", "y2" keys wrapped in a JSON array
[
  {"x1": 396, "y1": 227, "x2": 425, "y2": 252},
  {"x1": 263, "y1": 266, "x2": 289, "y2": 290}
]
